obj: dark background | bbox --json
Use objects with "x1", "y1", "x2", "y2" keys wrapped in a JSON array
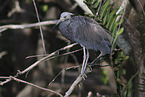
[{"x1": 0, "y1": 0, "x2": 145, "y2": 97}]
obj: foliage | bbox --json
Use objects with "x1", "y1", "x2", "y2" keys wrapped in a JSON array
[
  {"x1": 41, "y1": 4, "x2": 48, "y2": 12},
  {"x1": 101, "y1": 69, "x2": 108, "y2": 85},
  {"x1": 113, "y1": 51, "x2": 134, "y2": 97},
  {"x1": 84, "y1": 0, "x2": 133, "y2": 96},
  {"x1": 84, "y1": 0, "x2": 124, "y2": 46}
]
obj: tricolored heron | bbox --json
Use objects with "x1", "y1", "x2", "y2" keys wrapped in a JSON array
[{"x1": 56, "y1": 12, "x2": 111, "y2": 75}]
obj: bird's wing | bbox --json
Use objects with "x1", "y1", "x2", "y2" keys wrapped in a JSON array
[{"x1": 71, "y1": 16, "x2": 111, "y2": 54}]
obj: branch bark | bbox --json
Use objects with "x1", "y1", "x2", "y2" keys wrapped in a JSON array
[{"x1": 0, "y1": 20, "x2": 57, "y2": 33}]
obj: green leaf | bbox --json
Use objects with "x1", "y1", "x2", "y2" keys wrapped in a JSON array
[
  {"x1": 103, "y1": 6, "x2": 111, "y2": 25},
  {"x1": 109, "y1": 15, "x2": 118, "y2": 32},
  {"x1": 101, "y1": 69, "x2": 109, "y2": 85},
  {"x1": 92, "y1": 0, "x2": 101, "y2": 8},
  {"x1": 117, "y1": 28, "x2": 124, "y2": 37},
  {"x1": 42, "y1": 5, "x2": 48, "y2": 12},
  {"x1": 106, "y1": 7, "x2": 119, "y2": 28},
  {"x1": 124, "y1": 56, "x2": 129, "y2": 61},
  {"x1": 100, "y1": 0, "x2": 111, "y2": 19},
  {"x1": 112, "y1": 20, "x2": 122, "y2": 37}
]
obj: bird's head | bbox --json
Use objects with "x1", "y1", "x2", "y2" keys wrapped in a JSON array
[{"x1": 56, "y1": 12, "x2": 74, "y2": 25}]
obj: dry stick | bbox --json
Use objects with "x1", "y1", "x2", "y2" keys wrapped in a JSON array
[
  {"x1": 32, "y1": 0, "x2": 46, "y2": 54},
  {"x1": 20, "y1": 43, "x2": 78, "y2": 74},
  {"x1": 64, "y1": 67, "x2": 91, "y2": 97},
  {"x1": 0, "y1": 73, "x2": 19, "y2": 85},
  {"x1": 20, "y1": 52, "x2": 55, "y2": 74},
  {"x1": 64, "y1": 74, "x2": 83, "y2": 97},
  {"x1": 0, "y1": 51, "x2": 77, "y2": 85},
  {"x1": 0, "y1": 76, "x2": 10, "y2": 79},
  {"x1": 61, "y1": 41, "x2": 71, "y2": 89},
  {"x1": 0, "y1": 20, "x2": 57, "y2": 33},
  {"x1": 48, "y1": 63, "x2": 82, "y2": 87},
  {"x1": 25, "y1": 49, "x2": 82, "y2": 86},
  {"x1": 7, "y1": 0, "x2": 24, "y2": 17},
  {"x1": 10, "y1": 76, "x2": 63, "y2": 97},
  {"x1": 0, "y1": 48, "x2": 81, "y2": 95},
  {"x1": 0, "y1": 43, "x2": 78, "y2": 85},
  {"x1": 44, "y1": 48, "x2": 82, "y2": 64},
  {"x1": 26, "y1": 47, "x2": 81, "y2": 59}
]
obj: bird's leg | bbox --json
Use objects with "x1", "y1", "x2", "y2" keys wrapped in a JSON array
[
  {"x1": 85, "y1": 49, "x2": 89, "y2": 71},
  {"x1": 81, "y1": 46, "x2": 86, "y2": 74},
  {"x1": 81, "y1": 46, "x2": 89, "y2": 75}
]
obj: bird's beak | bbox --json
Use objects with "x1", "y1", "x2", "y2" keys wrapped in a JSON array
[
  {"x1": 51, "y1": 18, "x2": 64, "y2": 30},
  {"x1": 70, "y1": 13, "x2": 75, "y2": 15},
  {"x1": 56, "y1": 18, "x2": 65, "y2": 26}
]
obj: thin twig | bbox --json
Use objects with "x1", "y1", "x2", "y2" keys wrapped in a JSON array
[
  {"x1": 0, "y1": 20, "x2": 57, "y2": 33},
  {"x1": 7, "y1": 0, "x2": 24, "y2": 17},
  {"x1": 64, "y1": 74, "x2": 83, "y2": 97},
  {"x1": 61, "y1": 41, "x2": 71, "y2": 89},
  {"x1": 48, "y1": 70, "x2": 63, "y2": 86},
  {"x1": 0, "y1": 51, "x2": 7, "y2": 59},
  {"x1": 0, "y1": 73, "x2": 19, "y2": 85},
  {"x1": 0, "y1": 76, "x2": 10, "y2": 79},
  {"x1": 20, "y1": 43, "x2": 78, "y2": 74},
  {"x1": 64, "y1": 67, "x2": 91, "y2": 97},
  {"x1": 0, "y1": 43, "x2": 78, "y2": 85},
  {"x1": 32, "y1": 0, "x2": 46, "y2": 54},
  {"x1": 48, "y1": 64, "x2": 82, "y2": 87},
  {"x1": 10, "y1": 76, "x2": 63, "y2": 97}
]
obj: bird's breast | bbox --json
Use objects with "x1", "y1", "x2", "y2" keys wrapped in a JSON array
[{"x1": 59, "y1": 21, "x2": 75, "y2": 42}]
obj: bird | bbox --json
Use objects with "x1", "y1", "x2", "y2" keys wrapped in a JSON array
[{"x1": 56, "y1": 12, "x2": 112, "y2": 75}]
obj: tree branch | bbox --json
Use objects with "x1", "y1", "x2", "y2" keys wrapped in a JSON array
[
  {"x1": 64, "y1": 67, "x2": 91, "y2": 97},
  {"x1": 0, "y1": 43, "x2": 78, "y2": 85},
  {"x1": 0, "y1": 20, "x2": 57, "y2": 33},
  {"x1": 10, "y1": 76, "x2": 63, "y2": 97}
]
